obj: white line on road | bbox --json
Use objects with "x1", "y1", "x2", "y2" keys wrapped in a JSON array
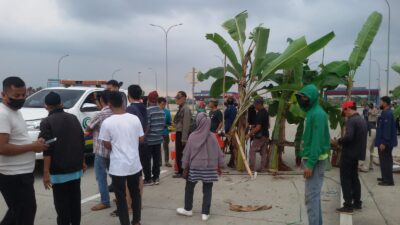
[{"x1": 80, "y1": 170, "x2": 168, "y2": 205}]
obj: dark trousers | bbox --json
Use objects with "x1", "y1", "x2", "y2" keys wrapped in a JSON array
[
  {"x1": 52, "y1": 179, "x2": 81, "y2": 225},
  {"x1": 144, "y1": 144, "x2": 161, "y2": 181},
  {"x1": 162, "y1": 135, "x2": 170, "y2": 164},
  {"x1": 0, "y1": 173, "x2": 36, "y2": 225},
  {"x1": 184, "y1": 181, "x2": 213, "y2": 215},
  {"x1": 378, "y1": 147, "x2": 394, "y2": 184},
  {"x1": 112, "y1": 171, "x2": 141, "y2": 225},
  {"x1": 176, "y1": 132, "x2": 184, "y2": 174},
  {"x1": 340, "y1": 157, "x2": 361, "y2": 208}
]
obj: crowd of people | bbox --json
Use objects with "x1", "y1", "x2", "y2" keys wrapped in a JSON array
[{"x1": 0, "y1": 77, "x2": 398, "y2": 225}]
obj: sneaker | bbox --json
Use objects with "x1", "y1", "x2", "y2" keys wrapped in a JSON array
[
  {"x1": 352, "y1": 204, "x2": 362, "y2": 211},
  {"x1": 378, "y1": 182, "x2": 394, "y2": 186},
  {"x1": 110, "y1": 209, "x2": 119, "y2": 217},
  {"x1": 153, "y1": 178, "x2": 160, "y2": 185},
  {"x1": 377, "y1": 178, "x2": 384, "y2": 182},
  {"x1": 165, "y1": 163, "x2": 172, "y2": 167},
  {"x1": 176, "y1": 208, "x2": 193, "y2": 217},
  {"x1": 202, "y1": 214, "x2": 210, "y2": 221},
  {"x1": 143, "y1": 180, "x2": 154, "y2": 186},
  {"x1": 173, "y1": 173, "x2": 183, "y2": 178},
  {"x1": 336, "y1": 206, "x2": 354, "y2": 215}
]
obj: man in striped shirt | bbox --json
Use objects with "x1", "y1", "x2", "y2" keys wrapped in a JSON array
[{"x1": 144, "y1": 91, "x2": 165, "y2": 186}]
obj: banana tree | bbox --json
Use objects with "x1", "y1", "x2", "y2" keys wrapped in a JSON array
[
  {"x1": 198, "y1": 11, "x2": 335, "y2": 171},
  {"x1": 345, "y1": 11, "x2": 382, "y2": 99}
]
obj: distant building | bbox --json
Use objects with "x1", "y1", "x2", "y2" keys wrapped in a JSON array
[
  {"x1": 193, "y1": 90, "x2": 239, "y2": 104},
  {"x1": 324, "y1": 87, "x2": 380, "y2": 105}
]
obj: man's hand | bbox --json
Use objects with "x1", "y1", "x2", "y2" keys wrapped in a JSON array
[
  {"x1": 245, "y1": 133, "x2": 251, "y2": 140},
  {"x1": 43, "y1": 172, "x2": 52, "y2": 190},
  {"x1": 182, "y1": 169, "x2": 188, "y2": 179},
  {"x1": 32, "y1": 141, "x2": 49, "y2": 153},
  {"x1": 304, "y1": 168, "x2": 313, "y2": 179},
  {"x1": 82, "y1": 161, "x2": 88, "y2": 173},
  {"x1": 379, "y1": 144, "x2": 386, "y2": 152},
  {"x1": 217, "y1": 168, "x2": 222, "y2": 176}
]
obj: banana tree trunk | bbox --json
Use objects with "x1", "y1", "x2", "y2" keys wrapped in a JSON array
[
  {"x1": 234, "y1": 84, "x2": 247, "y2": 171},
  {"x1": 270, "y1": 99, "x2": 285, "y2": 171}
]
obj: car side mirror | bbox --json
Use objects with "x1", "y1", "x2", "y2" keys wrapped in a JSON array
[{"x1": 81, "y1": 103, "x2": 98, "y2": 112}]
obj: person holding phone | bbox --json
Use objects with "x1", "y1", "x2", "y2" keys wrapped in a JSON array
[
  {"x1": 39, "y1": 91, "x2": 86, "y2": 225},
  {"x1": 0, "y1": 77, "x2": 49, "y2": 225}
]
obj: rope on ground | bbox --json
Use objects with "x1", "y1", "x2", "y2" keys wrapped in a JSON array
[{"x1": 286, "y1": 180, "x2": 302, "y2": 225}]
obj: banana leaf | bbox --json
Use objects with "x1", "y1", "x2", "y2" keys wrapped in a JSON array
[
  {"x1": 209, "y1": 76, "x2": 236, "y2": 97},
  {"x1": 392, "y1": 63, "x2": 400, "y2": 74},
  {"x1": 206, "y1": 33, "x2": 242, "y2": 75},
  {"x1": 348, "y1": 11, "x2": 382, "y2": 72},
  {"x1": 251, "y1": 26, "x2": 270, "y2": 76},
  {"x1": 222, "y1": 11, "x2": 248, "y2": 46},
  {"x1": 197, "y1": 67, "x2": 224, "y2": 81}
]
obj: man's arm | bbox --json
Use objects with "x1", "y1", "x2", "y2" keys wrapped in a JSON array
[
  {"x1": 338, "y1": 119, "x2": 355, "y2": 144},
  {"x1": 0, "y1": 133, "x2": 47, "y2": 156},
  {"x1": 103, "y1": 141, "x2": 112, "y2": 150},
  {"x1": 181, "y1": 107, "x2": 192, "y2": 142},
  {"x1": 43, "y1": 156, "x2": 52, "y2": 189}
]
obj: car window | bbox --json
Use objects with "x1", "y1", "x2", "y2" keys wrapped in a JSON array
[
  {"x1": 81, "y1": 91, "x2": 101, "y2": 112},
  {"x1": 24, "y1": 89, "x2": 85, "y2": 109}
]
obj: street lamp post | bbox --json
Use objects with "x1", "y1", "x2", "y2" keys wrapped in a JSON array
[
  {"x1": 138, "y1": 72, "x2": 142, "y2": 86},
  {"x1": 111, "y1": 69, "x2": 121, "y2": 79},
  {"x1": 384, "y1": 0, "x2": 391, "y2": 95},
  {"x1": 150, "y1": 23, "x2": 183, "y2": 99},
  {"x1": 371, "y1": 59, "x2": 381, "y2": 92},
  {"x1": 57, "y1": 54, "x2": 69, "y2": 82},
  {"x1": 148, "y1": 68, "x2": 158, "y2": 92}
]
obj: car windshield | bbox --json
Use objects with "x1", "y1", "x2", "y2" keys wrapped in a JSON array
[{"x1": 24, "y1": 89, "x2": 85, "y2": 109}]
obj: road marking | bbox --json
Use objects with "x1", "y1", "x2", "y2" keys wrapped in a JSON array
[
  {"x1": 80, "y1": 170, "x2": 169, "y2": 205},
  {"x1": 81, "y1": 194, "x2": 101, "y2": 204}
]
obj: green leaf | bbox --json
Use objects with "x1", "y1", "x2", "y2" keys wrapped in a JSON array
[
  {"x1": 268, "y1": 100, "x2": 279, "y2": 117},
  {"x1": 322, "y1": 61, "x2": 350, "y2": 77},
  {"x1": 391, "y1": 86, "x2": 400, "y2": 99},
  {"x1": 258, "y1": 32, "x2": 335, "y2": 83},
  {"x1": 251, "y1": 26, "x2": 270, "y2": 76},
  {"x1": 222, "y1": 11, "x2": 248, "y2": 45},
  {"x1": 348, "y1": 11, "x2": 382, "y2": 72},
  {"x1": 268, "y1": 84, "x2": 302, "y2": 92},
  {"x1": 199, "y1": 67, "x2": 225, "y2": 80},
  {"x1": 392, "y1": 63, "x2": 400, "y2": 75},
  {"x1": 197, "y1": 71, "x2": 208, "y2": 82},
  {"x1": 206, "y1": 33, "x2": 242, "y2": 74},
  {"x1": 394, "y1": 106, "x2": 400, "y2": 119},
  {"x1": 209, "y1": 76, "x2": 236, "y2": 97},
  {"x1": 314, "y1": 74, "x2": 346, "y2": 90}
]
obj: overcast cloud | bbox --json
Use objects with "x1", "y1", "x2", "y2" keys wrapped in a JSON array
[{"x1": 0, "y1": 0, "x2": 399, "y2": 96}]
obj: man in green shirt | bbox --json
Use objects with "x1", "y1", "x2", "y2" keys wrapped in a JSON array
[
  {"x1": 208, "y1": 99, "x2": 223, "y2": 133},
  {"x1": 296, "y1": 84, "x2": 330, "y2": 225}
]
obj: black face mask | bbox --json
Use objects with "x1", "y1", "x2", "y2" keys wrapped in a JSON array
[
  {"x1": 7, "y1": 97, "x2": 25, "y2": 110},
  {"x1": 298, "y1": 99, "x2": 310, "y2": 109}
]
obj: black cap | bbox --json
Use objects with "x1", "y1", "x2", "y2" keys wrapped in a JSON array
[
  {"x1": 45, "y1": 92, "x2": 61, "y2": 106},
  {"x1": 106, "y1": 80, "x2": 122, "y2": 88},
  {"x1": 381, "y1": 96, "x2": 391, "y2": 105},
  {"x1": 254, "y1": 97, "x2": 264, "y2": 105}
]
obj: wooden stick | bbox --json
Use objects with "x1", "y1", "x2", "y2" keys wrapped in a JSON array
[{"x1": 235, "y1": 133, "x2": 253, "y2": 179}]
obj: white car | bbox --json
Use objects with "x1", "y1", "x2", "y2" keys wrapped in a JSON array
[{"x1": 21, "y1": 86, "x2": 128, "y2": 159}]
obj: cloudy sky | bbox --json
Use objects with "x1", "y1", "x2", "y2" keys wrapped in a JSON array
[{"x1": 0, "y1": 0, "x2": 399, "y2": 96}]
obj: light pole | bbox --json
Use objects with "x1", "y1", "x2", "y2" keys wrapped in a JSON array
[
  {"x1": 138, "y1": 72, "x2": 142, "y2": 86},
  {"x1": 150, "y1": 23, "x2": 183, "y2": 99},
  {"x1": 111, "y1": 69, "x2": 121, "y2": 79},
  {"x1": 371, "y1": 59, "x2": 381, "y2": 92},
  {"x1": 57, "y1": 54, "x2": 69, "y2": 82},
  {"x1": 384, "y1": 0, "x2": 391, "y2": 95},
  {"x1": 148, "y1": 68, "x2": 158, "y2": 93}
]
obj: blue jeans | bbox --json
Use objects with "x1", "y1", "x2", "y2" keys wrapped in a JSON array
[
  {"x1": 95, "y1": 154, "x2": 110, "y2": 206},
  {"x1": 304, "y1": 159, "x2": 325, "y2": 225}
]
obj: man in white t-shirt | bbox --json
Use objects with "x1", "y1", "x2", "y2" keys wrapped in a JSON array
[
  {"x1": 0, "y1": 76, "x2": 48, "y2": 225},
  {"x1": 99, "y1": 92, "x2": 144, "y2": 225}
]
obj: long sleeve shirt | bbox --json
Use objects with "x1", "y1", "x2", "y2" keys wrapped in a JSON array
[
  {"x1": 338, "y1": 113, "x2": 368, "y2": 160},
  {"x1": 174, "y1": 104, "x2": 192, "y2": 142},
  {"x1": 375, "y1": 109, "x2": 398, "y2": 149}
]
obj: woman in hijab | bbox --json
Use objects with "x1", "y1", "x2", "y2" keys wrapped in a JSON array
[{"x1": 176, "y1": 112, "x2": 224, "y2": 221}]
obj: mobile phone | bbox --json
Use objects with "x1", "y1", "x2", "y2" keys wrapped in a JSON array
[{"x1": 45, "y1": 137, "x2": 57, "y2": 144}]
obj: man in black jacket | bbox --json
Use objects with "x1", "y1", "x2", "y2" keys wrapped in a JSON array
[
  {"x1": 336, "y1": 101, "x2": 367, "y2": 215},
  {"x1": 39, "y1": 92, "x2": 86, "y2": 225}
]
